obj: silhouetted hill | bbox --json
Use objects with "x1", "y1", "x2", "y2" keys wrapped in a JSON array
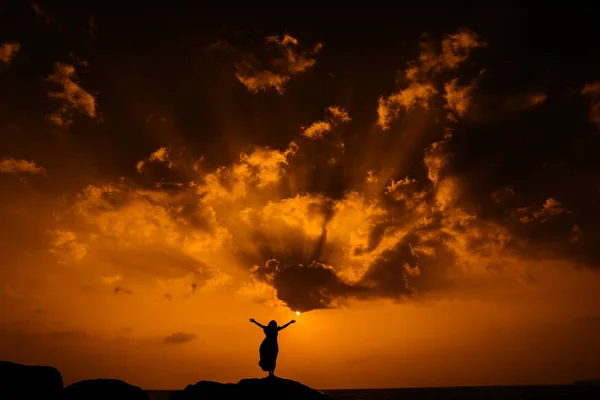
[
  {"x1": 170, "y1": 376, "x2": 334, "y2": 400},
  {"x1": 0, "y1": 361, "x2": 63, "y2": 399},
  {"x1": 64, "y1": 378, "x2": 150, "y2": 400}
]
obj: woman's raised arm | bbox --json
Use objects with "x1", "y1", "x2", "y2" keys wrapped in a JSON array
[
  {"x1": 250, "y1": 318, "x2": 266, "y2": 329},
  {"x1": 278, "y1": 320, "x2": 296, "y2": 331}
]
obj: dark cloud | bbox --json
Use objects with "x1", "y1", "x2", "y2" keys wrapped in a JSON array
[
  {"x1": 114, "y1": 286, "x2": 134, "y2": 295},
  {"x1": 162, "y1": 332, "x2": 197, "y2": 345},
  {"x1": 252, "y1": 259, "x2": 369, "y2": 312}
]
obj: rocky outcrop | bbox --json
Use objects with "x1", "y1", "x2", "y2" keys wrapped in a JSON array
[
  {"x1": 171, "y1": 376, "x2": 333, "y2": 400},
  {"x1": 0, "y1": 361, "x2": 63, "y2": 399},
  {"x1": 0, "y1": 360, "x2": 331, "y2": 400},
  {"x1": 63, "y1": 378, "x2": 150, "y2": 400}
]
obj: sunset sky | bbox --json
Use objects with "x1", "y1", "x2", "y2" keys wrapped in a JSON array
[{"x1": 1, "y1": 2, "x2": 600, "y2": 390}]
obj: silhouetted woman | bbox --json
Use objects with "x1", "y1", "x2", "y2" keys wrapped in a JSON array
[{"x1": 249, "y1": 318, "x2": 295, "y2": 377}]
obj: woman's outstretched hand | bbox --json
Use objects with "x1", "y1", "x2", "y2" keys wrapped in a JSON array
[
  {"x1": 291, "y1": 320, "x2": 296, "y2": 323},
  {"x1": 250, "y1": 318, "x2": 255, "y2": 323}
]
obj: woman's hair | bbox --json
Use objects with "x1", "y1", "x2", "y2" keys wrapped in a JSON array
[{"x1": 268, "y1": 320, "x2": 277, "y2": 328}]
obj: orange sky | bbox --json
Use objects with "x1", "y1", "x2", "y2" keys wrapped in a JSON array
[{"x1": 2, "y1": 3, "x2": 600, "y2": 390}]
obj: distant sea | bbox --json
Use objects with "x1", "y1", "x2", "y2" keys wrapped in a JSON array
[{"x1": 147, "y1": 384, "x2": 600, "y2": 400}]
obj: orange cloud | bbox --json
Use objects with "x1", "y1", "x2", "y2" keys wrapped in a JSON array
[
  {"x1": 386, "y1": 177, "x2": 427, "y2": 210},
  {"x1": 136, "y1": 147, "x2": 174, "y2": 173},
  {"x1": 506, "y1": 92, "x2": 547, "y2": 111},
  {"x1": 226, "y1": 131, "x2": 512, "y2": 311},
  {"x1": 0, "y1": 157, "x2": 45, "y2": 174},
  {"x1": 49, "y1": 181, "x2": 231, "y2": 299},
  {"x1": 99, "y1": 274, "x2": 122, "y2": 285},
  {"x1": 302, "y1": 106, "x2": 351, "y2": 139},
  {"x1": 39, "y1": 29, "x2": 592, "y2": 319},
  {"x1": 197, "y1": 142, "x2": 298, "y2": 201},
  {"x1": 48, "y1": 229, "x2": 89, "y2": 264},
  {"x1": 52, "y1": 115, "x2": 523, "y2": 314},
  {"x1": 377, "y1": 82, "x2": 437, "y2": 129},
  {"x1": 444, "y1": 78, "x2": 476, "y2": 117},
  {"x1": 519, "y1": 198, "x2": 566, "y2": 224},
  {"x1": 47, "y1": 63, "x2": 97, "y2": 126},
  {"x1": 438, "y1": 29, "x2": 487, "y2": 70},
  {"x1": 236, "y1": 69, "x2": 290, "y2": 94},
  {"x1": 266, "y1": 34, "x2": 324, "y2": 74},
  {"x1": 423, "y1": 131, "x2": 453, "y2": 184},
  {"x1": 0, "y1": 42, "x2": 20, "y2": 65},
  {"x1": 582, "y1": 81, "x2": 600, "y2": 126},
  {"x1": 377, "y1": 29, "x2": 485, "y2": 129},
  {"x1": 216, "y1": 34, "x2": 323, "y2": 94}
]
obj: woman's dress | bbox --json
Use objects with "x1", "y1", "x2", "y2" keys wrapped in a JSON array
[{"x1": 258, "y1": 326, "x2": 279, "y2": 372}]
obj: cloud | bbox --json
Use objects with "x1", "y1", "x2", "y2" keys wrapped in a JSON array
[
  {"x1": 231, "y1": 129, "x2": 538, "y2": 311},
  {"x1": 0, "y1": 157, "x2": 45, "y2": 175},
  {"x1": 163, "y1": 332, "x2": 197, "y2": 345},
  {"x1": 265, "y1": 34, "x2": 323, "y2": 73},
  {"x1": 47, "y1": 63, "x2": 97, "y2": 126},
  {"x1": 196, "y1": 142, "x2": 298, "y2": 201},
  {"x1": 48, "y1": 230, "x2": 88, "y2": 263},
  {"x1": 114, "y1": 286, "x2": 134, "y2": 295},
  {"x1": 302, "y1": 106, "x2": 351, "y2": 139},
  {"x1": 377, "y1": 82, "x2": 437, "y2": 130},
  {"x1": 386, "y1": 178, "x2": 427, "y2": 210},
  {"x1": 251, "y1": 259, "x2": 369, "y2": 312},
  {"x1": 444, "y1": 78, "x2": 476, "y2": 117},
  {"x1": 505, "y1": 92, "x2": 547, "y2": 111},
  {"x1": 40, "y1": 28, "x2": 600, "y2": 317},
  {"x1": 236, "y1": 70, "x2": 290, "y2": 95},
  {"x1": 519, "y1": 198, "x2": 566, "y2": 224},
  {"x1": 46, "y1": 116, "x2": 533, "y2": 313},
  {"x1": 212, "y1": 34, "x2": 323, "y2": 94},
  {"x1": 0, "y1": 43, "x2": 20, "y2": 65},
  {"x1": 582, "y1": 82, "x2": 600, "y2": 95},
  {"x1": 378, "y1": 29, "x2": 486, "y2": 129},
  {"x1": 136, "y1": 147, "x2": 174, "y2": 173},
  {"x1": 444, "y1": 66, "x2": 546, "y2": 122},
  {"x1": 582, "y1": 81, "x2": 600, "y2": 126},
  {"x1": 423, "y1": 131, "x2": 453, "y2": 184},
  {"x1": 30, "y1": 2, "x2": 53, "y2": 24},
  {"x1": 452, "y1": 75, "x2": 548, "y2": 121},
  {"x1": 437, "y1": 29, "x2": 487, "y2": 70},
  {"x1": 48, "y1": 181, "x2": 231, "y2": 298},
  {"x1": 99, "y1": 275, "x2": 122, "y2": 285}
]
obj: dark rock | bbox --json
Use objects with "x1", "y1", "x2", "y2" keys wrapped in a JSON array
[
  {"x1": 171, "y1": 376, "x2": 334, "y2": 400},
  {"x1": 64, "y1": 378, "x2": 150, "y2": 400},
  {"x1": 0, "y1": 360, "x2": 63, "y2": 399}
]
